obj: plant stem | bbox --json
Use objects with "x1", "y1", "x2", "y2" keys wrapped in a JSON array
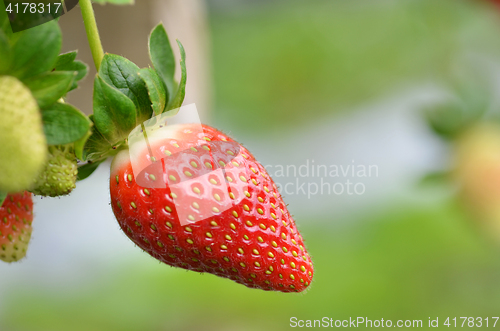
[{"x1": 80, "y1": 0, "x2": 104, "y2": 71}]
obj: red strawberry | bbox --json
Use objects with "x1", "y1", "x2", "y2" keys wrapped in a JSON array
[
  {"x1": 0, "y1": 192, "x2": 34, "y2": 263},
  {"x1": 110, "y1": 124, "x2": 313, "y2": 292}
]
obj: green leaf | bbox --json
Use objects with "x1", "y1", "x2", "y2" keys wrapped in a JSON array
[
  {"x1": 0, "y1": 1, "x2": 8, "y2": 30},
  {"x1": 0, "y1": 34, "x2": 10, "y2": 74},
  {"x1": 0, "y1": 191, "x2": 7, "y2": 208},
  {"x1": 93, "y1": 0, "x2": 134, "y2": 5},
  {"x1": 9, "y1": 21, "x2": 62, "y2": 80},
  {"x1": 93, "y1": 76, "x2": 137, "y2": 144},
  {"x1": 138, "y1": 68, "x2": 167, "y2": 116},
  {"x1": 167, "y1": 40, "x2": 187, "y2": 111},
  {"x1": 23, "y1": 72, "x2": 75, "y2": 109},
  {"x1": 99, "y1": 54, "x2": 152, "y2": 122},
  {"x1": 64, "y1": 61, "x2": 88, "y2": 91},
  {"x1": 149, "y1": 24, "x2": 176, "y2": 102},
  {"x1": 0, "y1": 2, "x2": 11, "y2": 75},
  {"x1": 77, "y1": 160, "x2": 105, "y2": 181},
  {"x1": 42, "y1": 103, "x2": 91, "y2": 145},
  {"x1": 54, "y1": 51, "x2": 88, "y2": 91},
  {"x1": 4, "y1": 1, "x2": 63, "y2": 33},
  {"x1": 55, "y1": 51, "x2": 77, "y2": 67}
]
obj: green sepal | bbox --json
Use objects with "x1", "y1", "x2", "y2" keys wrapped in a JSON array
[
  {"x1": 23, "y1": 71, "x2": 75, "y2": 109},
  {"x1": 81, "y1": 128, "x2": 111, "y2": 162},
  {"x1": 0, "y1": 191, "x2": 7, "y2": 208},
  {"x1": 81, "y1": 115, "x2": 125, "y2": 163},
  {"x1": 149, "y1": 23, "x2": 176, "y2": 103},
  {"x1": 139, "y1": 68, "x2": 168, "y2": 116},
  {"x1": 93, "y1": 75, "x2": 137, "y2": 144},
  {"x1": 99, "y1": 54, "x2": 152, "y2": 122},
  {"x1": 74, "y1": 123, "x2": 94, "y2": 161},
  {"x1": 54, "y1": 51, "x2": 89, "y2": 91},
  {"x1": 41, "y1": 103, "x2": 92, "y2": 145},
  {"x1": 167, "y1": 40, "x2": 187, "y2": 111},
  {"x1": 81, "y1": 116, "x2": 105, "y2": 161},
  {"x1": 9, "y1": 21, "x2": 62, "y2": 80},
  {"x1": 77, "y1": 160, "x2": 105, "y2": 181}
]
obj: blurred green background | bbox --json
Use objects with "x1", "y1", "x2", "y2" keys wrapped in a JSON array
[{"x1": 3, "y1": 0, "x2": 500, "y2": 330}]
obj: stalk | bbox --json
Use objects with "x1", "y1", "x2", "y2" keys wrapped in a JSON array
[{"x1": 80, "y1": 0, "x2": 104, "y2": 71}]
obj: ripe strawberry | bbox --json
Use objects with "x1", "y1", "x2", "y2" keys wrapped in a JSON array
[
  {"x1": 110, "y1": 124, "x2": 313, "y2": 292},
  {"x1": 0, "y1": 192, "x2": 34, "y2": 263},
  {"x1": 31, "y1": 145, "x2": 78, "y2": 197}
]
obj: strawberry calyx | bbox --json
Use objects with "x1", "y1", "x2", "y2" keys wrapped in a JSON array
[{"x1": 78, "y1": 24, "x2": 187, "y2": 180}]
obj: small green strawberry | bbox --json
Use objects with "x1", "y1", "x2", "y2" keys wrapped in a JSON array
[
  {"x1": 0, "y1": 76, "x2": 47, "y2": 193},
  {"x1": 31, "y1": 145, "x2": 78, "y2": 197},
  {"x1": 0, "y1": 191, "x2": 34, "y2": 263}
]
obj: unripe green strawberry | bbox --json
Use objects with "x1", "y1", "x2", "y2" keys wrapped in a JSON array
[
  {"x1": 31, "y1": 145, "x2": 78, "y2": 197},
  {"x1": 0, "y1": 191, "x2": 34, "y2": 263},
  {"x1": 0, "y1": 76, "x2": 47, "y2": 192}
]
